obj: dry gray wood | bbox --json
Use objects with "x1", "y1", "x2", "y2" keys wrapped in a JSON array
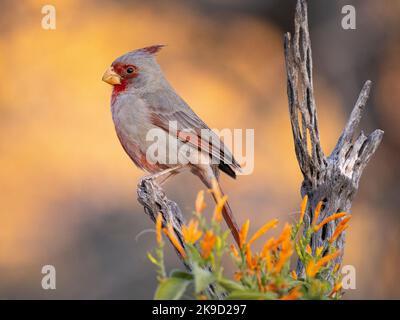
[
  {"x1": 284, "y1": 0, "x2": 384, "y2": 276},
  {"x1": 137, "y1": 178, "x2": 187, "y2": 262}
]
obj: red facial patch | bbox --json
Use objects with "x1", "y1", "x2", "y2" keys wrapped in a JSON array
[
  {"x1": 110, "y1": 63, "x2": 138, "y2": 102},
  {"x1": 112, "y1": 63, "x2": 138, "y2": 79}
]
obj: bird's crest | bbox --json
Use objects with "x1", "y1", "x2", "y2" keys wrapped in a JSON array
[{"x1": 139, "y1": 44, "x2": 166, "y2": 55}]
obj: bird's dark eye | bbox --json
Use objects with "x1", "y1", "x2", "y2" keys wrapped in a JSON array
[{"x1": 126, "y1": 67, "x2": 134, "y2": 74}]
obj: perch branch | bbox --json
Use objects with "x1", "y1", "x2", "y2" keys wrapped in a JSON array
[
  {"x1": 137, "y1": 179, "x2": 222, "y2": 298},
  {"x1": 137, "y1": 179, "x2": 188, "y2": 265}
]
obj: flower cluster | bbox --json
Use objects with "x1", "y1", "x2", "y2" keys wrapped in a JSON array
[{"x1": 148, "y1": 185, "x2": 351, "y2": 300}]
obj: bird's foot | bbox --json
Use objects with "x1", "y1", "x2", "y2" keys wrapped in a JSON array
[
  {"x1": 139, "y1": 175, "x2": 156, "y2": 187},
  {"x1": 140, "y1": 166, "x2": 184, "y2": 187}
]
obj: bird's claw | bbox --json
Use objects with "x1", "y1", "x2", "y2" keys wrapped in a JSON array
[{"x1": 139, "y1": 175, "x2": 155, "y2": 187}]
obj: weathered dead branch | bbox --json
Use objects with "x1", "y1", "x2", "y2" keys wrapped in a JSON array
[{"x1": 284, "y1": 0, "x2": 384, "y2": 276}]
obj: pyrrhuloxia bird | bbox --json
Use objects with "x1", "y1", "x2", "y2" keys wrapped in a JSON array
[{"x1": 102, "y1": 45, "x2": 241, "y2": 245}]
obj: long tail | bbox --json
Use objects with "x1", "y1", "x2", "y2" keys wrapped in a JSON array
[
  {"x1": 207, "y1": 179, "x2": 240, "y2": 247},
  {"x1": 195, "y1": 166, "x2": 241, "y2": 247}
]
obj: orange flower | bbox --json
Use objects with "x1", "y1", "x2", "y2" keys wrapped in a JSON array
[
  {"x1": 314, "y1": 212, "x2": 348, "y2": 231},
  {"x1": 274, "y1": 236, "x2": 293, "y2": 273},
  {"x1": 213, "y1": 195, "x2": 228, "y2": 222},
  {"x1": 338, "y1": 215, "x2": 352, "y2": 227},
  {"x1": 312, "y1": 201, "x2": 323, "y2": 226},
  {"x1": 306, "y1": 250, "x2": 341, "y2": 277},
  {"x1": 230, "y1": 244, "x2": 239, "y2": 258},
  {"x1": 291, "y1": 270, "x2": 297, "y2": 280},
  {"x1": 261, "y1": 238, "x2": 275, "y2": 259},
  {"x1": 317, "y1": 250, "x2": 341, "y2": 268},
  {"x1": 330, "y1": 281, "x2": 342, "y2": 297},
  {"x1": 316, "y1": 246, "x2": 324, "y2": 257},
  {"x1": 200, "y1": 230, "x2": 216, "y2": 259},
  {"x1": 274, "y1": 252, "x2": 292, "y2": 273},
  {"x1": 239, "y1": 219, "x2": 250, "y2": 249},
  {"x1": 248, "y1": 219, "x2": 278, "y2": 246},
  {"x1": 155, "y1": 212, "x2": 163, "y2": 245},
  {"x1": 163, "y1": 224, "x2": 186, "y2": 258},
  {"x1": 270, "y1": 224, "x2": 293, "y2": 273},
  {"x1": 264, "y1": 250, "x2": 274, "y2": 272},
  {"x1": 306, "y1": 244, "x2": 312, "y2": 255},
  {"x1": 195, "y1": 190, "x2": 206, "y2": 213},
  {"x1": 330, "y1": 215, "x2": 352, "y2": 241},
  {"x1": 280, "y1": 224, "x2": 291, "y2": 241},
  {"x1": 234, "y1": 272, "x2": 243, "y2": 281},
  {"x1": 246, "y1": 245, "x2": 255, "y2": 270},
  {"x1": 256, "y1": 270, "x2": 263, "y2": 291},
  {"x1": 280, "y1": 287, "x2": 302, "y2": 300},
  {"x1": 275, "y1": 223, "x2": 291, "y2": 246},
  {"x1": 182, "y1": 219, "x2": 202, "y2": 244},
  {"x1": 305, "y1": 260, "x2": 318, "y2": 278},
  {"x1": 300, "y1": 195, "x2": 308, "y2": 224},
  {"x1": 333, "y1": 263, "x2": 341, "y2": 273},
  {"x1": 329, "y1": 222, "x2": 349, "y2": 244},
  {"x1": 265, "y1": 283, "x2": 278, "y2": 292}
]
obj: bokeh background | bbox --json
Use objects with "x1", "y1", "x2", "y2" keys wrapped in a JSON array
[{"x1": 0, "y1": 0, "x2": 398, "y2": 299}]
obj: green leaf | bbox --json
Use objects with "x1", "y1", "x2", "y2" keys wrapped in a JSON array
[
  {"x1": 222, "y1": 230, "x2": 230, "y2": 241},
  {"x1": 218, "y1": 278, "x2": 245, "y2": 292},
  {"x1": 295, "y1": 243, "x2": 303, "y2": 261},
  {"x1": 147, "y1": 252, "x2": 159, "y2": 266},
  {"x1": 215, "y1": 236, "x2": 222, "y2": 252},
  {"x1": 186, "y1": 245, "x2": 203, "y2": 264},
  {"x1": 192, "y1": 263, "x2": 215, "y2": 293},
  {"x1": 287, "y1": 279, "x2": 305, "y2": 287},
  {"x1": 170, "y1": 269, "x2": 193, "y2": 280},
  {"x1": 154, "y1": 277, "x2": 190, "y2": 300},
  {"x1": 226, "y1": 290, "x2": 278, "y2": 300}
]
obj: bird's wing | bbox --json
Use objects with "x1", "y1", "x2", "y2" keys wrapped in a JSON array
[{"x1": 145, "y1": 89, "x2": 241, "y2": 177}]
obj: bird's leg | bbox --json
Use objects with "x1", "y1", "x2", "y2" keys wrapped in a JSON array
[
  {"x1": 157, "y1": 171, "x2": 178, "y2": 186},
  {"x1": 140, "y1": 165, "x2": 184, "y2": 186}
]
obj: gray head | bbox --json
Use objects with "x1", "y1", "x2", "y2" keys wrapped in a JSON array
[{"x1": 102, "y1": 45, "x2": 165, "y2": 90}]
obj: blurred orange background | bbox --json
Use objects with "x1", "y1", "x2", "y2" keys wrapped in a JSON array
[{"x1": 0, "y1": 0, "x2": 399, "y2": 299}]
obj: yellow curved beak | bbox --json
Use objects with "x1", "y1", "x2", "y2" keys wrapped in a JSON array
[{"x1": 102, "y1": 67, "x2": 121, "y2": 85}]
